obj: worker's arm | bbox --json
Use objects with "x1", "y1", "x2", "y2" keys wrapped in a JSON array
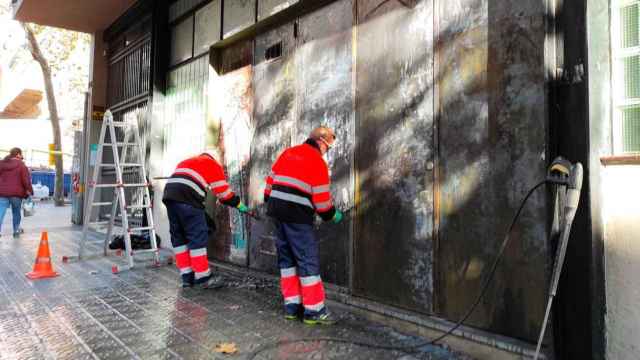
[
  {"x1": 264, "y1": 169, "x2": 274, "y2": 203},
  {"x1": 205, "y1": 162, "x2": 242, "y2": 208},
  {"x1": 311, "y1": 161, "x2": 341, "y2": 223}
]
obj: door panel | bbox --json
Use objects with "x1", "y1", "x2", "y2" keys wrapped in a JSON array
[
  {"x1": 354, "y1": 0, "x2": 435, "y2": 312},
  {"x1": 210, "y1": 41, "x2": 254, "y2": 265},
  {"x1": 249, "y1": 23, "x2": 297, "y2": 273},
  {"x1": 296, "y1": 0, "x2": 353, "y2": 286}
]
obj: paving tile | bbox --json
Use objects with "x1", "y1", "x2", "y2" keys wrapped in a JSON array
[{"x1": 0, "y1": 205, "x2": 474, "y2": 360}]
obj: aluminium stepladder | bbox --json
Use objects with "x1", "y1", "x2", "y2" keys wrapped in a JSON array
[{"x1": 64, "y1": 110, "x2": 160, "y2": 273}]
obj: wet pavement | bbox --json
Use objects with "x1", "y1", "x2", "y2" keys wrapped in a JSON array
[{"x1": 0, "y1": 202, "x2": 474, "y2": 359}]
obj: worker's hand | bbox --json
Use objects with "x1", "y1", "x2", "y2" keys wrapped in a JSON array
[
  {"x1": 236, "y1": 202, "x2": 250, "y2": 213},
  {"x1": 332, "y1": 210, "x2": 343, "y2": 224}
]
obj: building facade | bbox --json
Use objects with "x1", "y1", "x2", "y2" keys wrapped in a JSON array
[{"x1": 14, "y1": 0, "x2": 640, "y2": 359}]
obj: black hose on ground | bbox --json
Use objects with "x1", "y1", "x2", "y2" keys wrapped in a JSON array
[{"x1": 247, "y1": 180, "x2": 548, "y2": 360}]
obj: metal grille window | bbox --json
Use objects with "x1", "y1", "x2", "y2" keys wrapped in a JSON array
[
  {"x1": 613, "y1": 0, "x2": 640, "y2": 153},
  {"x1": 194, "y1": 0, "x2": 222, "y2": 56},
  {"x1": 170, "y1": 16, "x2": 194, "y2": 66},
  {"x1": 169, "y1": 0, "x2": 208, "y2": 22},
  {"x1": 107, "y1": 40, "x2": 152, "y2": 108}
]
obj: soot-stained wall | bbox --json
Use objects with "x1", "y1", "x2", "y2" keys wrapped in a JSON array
[
  {"x1": 155, "y1": 0, "x2": 551, "y2": 344},
  {"x1": 435, "y1": 0, "x2": 548, "y2": 342},
  {"x1": 247, "y1": 0, "x2": 354, "y2": 286},
  {"x1": 354, "y1": 0, "x2": 435, "y2": 313},
  {"x1": 296, "y1": 0, "x2": 354, "y2": 286}
]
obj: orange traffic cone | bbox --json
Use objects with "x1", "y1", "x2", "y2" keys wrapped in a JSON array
[{"x1": 26, "y1": 232, "x2": 59, "y2": 279}]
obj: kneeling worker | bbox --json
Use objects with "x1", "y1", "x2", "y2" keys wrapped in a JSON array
[
  {"x1": 264, "y1": 126, "x2": 343, "y2": 325},
  {"x1": 163, "y1": 151, "x2": 249, "y2": 289}
]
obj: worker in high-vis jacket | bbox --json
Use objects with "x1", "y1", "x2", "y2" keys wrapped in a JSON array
[
  {"x1": 264, "y1": 126, "x2": 343, "y2": 325},
  {"x1": 162, "y1": 151, "x2": 250, "y2": 289}
]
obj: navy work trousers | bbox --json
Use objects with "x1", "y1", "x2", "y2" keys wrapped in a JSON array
[
  {"x1": 274, "y1": 220, "x2": 326, "y2": 317},
  {"x1": 164, "y1": 200, "x2": 211, "y2": 284}
]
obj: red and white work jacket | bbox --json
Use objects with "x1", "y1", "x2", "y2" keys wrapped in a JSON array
[
  {"x1": 265, "y1": 139, "x2": 336, "y2": 224},
  {"x1": 162, "y1": 154, "x2": 239, "y2": 209}
]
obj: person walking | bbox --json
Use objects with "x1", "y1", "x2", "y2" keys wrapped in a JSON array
[
  {"x1": 0, "y1": 148, "x2": 33, "y2": 238},
  {"x1": 264, "y1": 126, "x2": 343, "y2": 325},
  {"x1": 162, "y1": 151, "x2": 250, "y2": 289}
]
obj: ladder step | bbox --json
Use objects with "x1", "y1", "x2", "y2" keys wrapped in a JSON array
[
  {"x1": 91, "y1": 202, "x2": 113, "y2": 207},
  {"x1": 89, "y1": 221, "x2": 111, "y2": 226},
  {"x1": 132, "y1": 249, "x2": 158, "y2": 255},
  {"x1": 98, "y1": 163, "x2": 143, "y2": 167},
  {"x1": 122, "y1": 183, "x2": 149, "y2": 188},
  {"x1": 111, "y1": 122, "x2": 130, "y2": 127},
  {"x1": 92, "y1": 184, "x2": 117, "y2": 188},
  {"x1": 103, "y1": 143, "x2": 137, "y2": 146},
  {"x1": 92, "y1": 183, "x2": 148, "y2": 188},
  {"x1": 129, "y1": 226, "x2": 154, "y2": 232},
  {"x1": 126, "y1": 205, "x2": 152, "y2": 209}
]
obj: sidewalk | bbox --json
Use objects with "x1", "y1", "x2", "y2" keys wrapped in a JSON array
[{"x1": 0, "y1": 202, "x2": 474, "y2": 359}]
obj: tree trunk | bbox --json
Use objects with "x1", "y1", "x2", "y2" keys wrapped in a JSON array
[{"x1": 22, "y1": 23, "x2": 65, "y2": 206}]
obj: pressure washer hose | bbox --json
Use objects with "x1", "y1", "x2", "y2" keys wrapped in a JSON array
[
  {"x1": 247, "y1": 179, "x2": 557, "y2": 360},
  {"x1": 533, "y1": 162, "x2": 583, "y2": 360}
]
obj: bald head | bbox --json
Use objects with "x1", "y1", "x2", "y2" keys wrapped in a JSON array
[{"x1": 309, "y1": 126, "x2": 336, "y2": 154}]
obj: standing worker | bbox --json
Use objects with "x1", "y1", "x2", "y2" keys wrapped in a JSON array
[
  {"x1": 162, "y1": 151, "x2": 250, "y2": 289},
  {"x1": 264, "y1": 126, "x2": 343, "y2": 325},
  {"x1": 0, "y1": 147, "x2": 33, "y2": 238}
]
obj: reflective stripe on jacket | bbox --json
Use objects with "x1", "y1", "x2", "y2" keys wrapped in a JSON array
[
  {"x1": 265, "y1": 139, "x2": 336, "y2": 224},
  {"x1": 162, "y1": 154, "x2": 240, "y2": 209}
]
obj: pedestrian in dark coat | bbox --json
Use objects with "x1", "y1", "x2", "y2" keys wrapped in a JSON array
[{"x1": 0, "y1": 148, "x2": 33, "y2": 238}]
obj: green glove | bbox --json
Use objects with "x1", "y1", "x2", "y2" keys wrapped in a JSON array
[
  {"x1": 237, "y1": 202, "x2": 249, "y2": 213},
  {"x1": 332, "y1": 210, "x2": 343, "y2": 224}
]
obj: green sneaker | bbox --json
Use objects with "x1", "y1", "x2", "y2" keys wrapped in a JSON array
[
  {"x1": 303, "y1": 311, "x2": 337, "y2": 325},
  {"x1": 284, "y1": 306, "x2": 302, "y2": 320}
]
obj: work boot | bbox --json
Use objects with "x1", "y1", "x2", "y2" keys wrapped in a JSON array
[
  {"x1": 303, "y1": 310, "x2": 337, "y2": 325},
  {"x1": 199, "y1": 275, "x2": 225, "y2": 289},
  {"x1": 284, "y1": 305, "x2": 302, "y2": 321},
  {"x1": 181, "y1": 272, "x2": 195, "y2": 288}
]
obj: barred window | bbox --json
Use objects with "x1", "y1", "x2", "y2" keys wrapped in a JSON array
[{"x1": 613, "y1": 0, "x2": 640, "y2": 153}]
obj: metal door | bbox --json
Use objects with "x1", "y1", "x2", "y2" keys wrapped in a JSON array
[
  {"x1": 249, "y1": 23, "x2": 297, "y2": 273},
  {"x1": 296, "y1": 0, "x2": 354, "y2": 286},
  {"x1": 354, "y1": 0, "x2": 435, "y2": 313},
  {"x1": 210, "y1": 40, "x2": 254, "y2": 265}
]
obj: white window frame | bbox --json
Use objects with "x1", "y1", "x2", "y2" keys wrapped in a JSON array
[{"x1": 612, "y1": 0, "x2": 640, "y2": 154}]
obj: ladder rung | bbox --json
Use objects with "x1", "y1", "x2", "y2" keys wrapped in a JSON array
[
  {"x1": 111, "y1": 122, "x2": 130, "y2": 127},
  {"x1": 92, "y1": 184, "x2": 117, "y2": 188},
  {"x1": 122, "y1": 183, "x2": 149, "y2": 188},
  {"x1": 103, "y1": 143, "x2": 137, "y2": 146},
  {"x1": 98, "y1": 163, "x2": 143, "y2": 167},
  {"x1": 91, "y1": 183, "x2": 148, "y2": 188},
  {"x1": 128, "y1": 226, "x2": 153, "y2": 232},
  {"x1": 132, "y1": 249, "x2": 158, "y2": 255},
  {"x1": 89, "y1": 221, "x2": 111, "y2": 226},
  {"x1": 126, "y1": 205, "x2": 151, "y2": 209},
  {"x1": 91, "y1": 202, "x2": 113, "y2": 207}
]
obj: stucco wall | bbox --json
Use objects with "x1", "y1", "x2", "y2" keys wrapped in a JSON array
[{"x1": 603, "y1": 165, "x2": 640, "y2": 359}]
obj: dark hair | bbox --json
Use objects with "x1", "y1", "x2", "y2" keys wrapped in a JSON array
[{"x1": 4, "y1": 147, "x2": 22, "y2": 161}]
